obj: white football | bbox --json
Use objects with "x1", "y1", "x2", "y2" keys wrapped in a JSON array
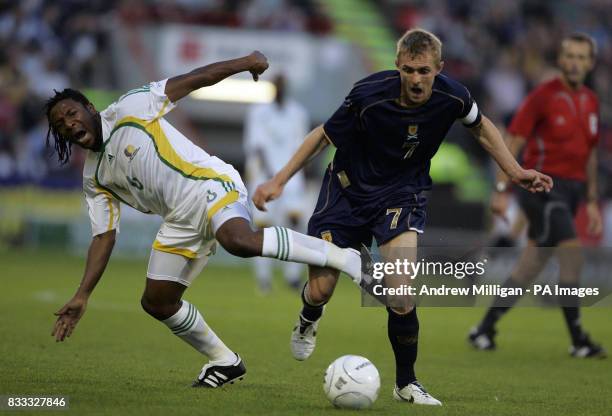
[{"x1": 323, "y1": 355, "x2": 380, "y2": 409}]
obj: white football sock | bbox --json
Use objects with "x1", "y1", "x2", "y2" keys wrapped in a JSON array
[
  {"x1": 163, "y1": 300, "x2": 235, "y2": 365},
  {"x1": 262, "y1": 227, "x2": 361, "y2": 283}
]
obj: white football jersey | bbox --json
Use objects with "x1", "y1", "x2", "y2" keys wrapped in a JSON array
[
  {"x1": 243, "y1": 99, "x2": 309, "y2": 188},
  {"x1": 83, "y1": 79, "x2": 242, "y2": 237},
  {"x1": 243, "y1": 99, "x2": 310, "y2": 223}
]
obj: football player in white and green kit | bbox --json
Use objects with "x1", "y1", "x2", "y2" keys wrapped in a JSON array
[{"x1": 47, "y1": 51, "x2": 361, "y2": 388}]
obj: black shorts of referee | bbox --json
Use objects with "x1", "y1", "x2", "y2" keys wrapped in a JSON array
[{"x1": 516, "y1": 177, "x2": 585, "y2": 247}]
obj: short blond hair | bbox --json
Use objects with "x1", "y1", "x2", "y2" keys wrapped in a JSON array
[{"x1": 396, "y1": 28, "x2": 442, "y2": 66}]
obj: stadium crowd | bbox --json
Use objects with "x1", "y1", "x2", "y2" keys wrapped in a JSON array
[
  {"x1": 0, "y1": 0, "x2": 116, "y2": 186},
  {"x1": 0, "y1": 0, "x2": 610, "y2": 239}
]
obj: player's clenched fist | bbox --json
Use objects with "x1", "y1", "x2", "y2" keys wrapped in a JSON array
[
  {"x1": 253, "y1": 179, "x2": 284, "y2": 212},
  {"x1": 248, "y1": 51, "x2": 269, "y2": 81}
]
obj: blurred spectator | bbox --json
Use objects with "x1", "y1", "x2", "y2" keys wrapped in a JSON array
[
  {"x1": 15, "y1": 109, "x2": 49, "y2": 181},
  {"x1": 483, "y1": 50, "x2": 526, "y2": 124},
  {"x1": 29, "y1": 55, "x2": 70, "y2": 99},
  {"x1": 0, "y1": 0, "x2": 116, "y2": 185},
  {"x1": 239, "y1": 0, "x2": 306, "y2": 31}
]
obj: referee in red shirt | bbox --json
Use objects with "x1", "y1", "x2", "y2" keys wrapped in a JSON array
[{"x1": 470, "y1": 32, "x2": 606, "y2": 358}]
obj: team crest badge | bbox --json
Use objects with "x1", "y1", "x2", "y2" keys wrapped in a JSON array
[
  {"x1": 403, "y1": 124, "x2": 420, "y2": 160},
  {"x1": 124, "y1": 144, "x2": 140, "y2": 161},
  {"x1": 321, "y1": 231, "x2": 333, "y2": 242}
]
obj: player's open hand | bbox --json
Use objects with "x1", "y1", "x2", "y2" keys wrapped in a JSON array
[
  {"x1": 586, "y1": 201, "x2": 603, "y2": 236},
  {"x1": 248, "y1": 51, "x2": 269, "y2": 81},
  {"x1": 513, "y1": 169, "x2": 553, "y2": 193},
  {"x1": 52, "y1": 295, "x2": 87, "y2": 342},
  {"x1": 253, "y1": 179, "x2": 284, "y2": 211}
]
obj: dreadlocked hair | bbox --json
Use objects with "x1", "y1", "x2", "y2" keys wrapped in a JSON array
[{"x1": 45, "y1": 88, "x2": 92, "y2": 165}]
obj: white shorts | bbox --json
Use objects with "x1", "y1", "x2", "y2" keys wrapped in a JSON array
[
  {"x1": 147, "y1": 178, "x2": 252, "y2": 286},
  {"x1": 147, "y1": 248, "x2": 212, "y2": 287}
]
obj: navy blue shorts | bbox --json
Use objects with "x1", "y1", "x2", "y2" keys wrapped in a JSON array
[{"x1": 307, "y1": 169, "x2": 427, "y2": 249}]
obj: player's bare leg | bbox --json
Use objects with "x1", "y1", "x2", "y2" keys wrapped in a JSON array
[
  {"x1": 290, "y1": 266, "x2": 339, "y2": 360},
  {"x1": 140, "y1": 279, "x2": 187, "y2": 320},
  {"x1": 509, "y1": 240, "x2": 554, "y2": 286},
  {"x1": 556, "y1": 239, "x2": 606, "y2": 358},
  {"x1": 141, "y1": 267, "x2": 245, "y2": 388},
  {"x1": 379, "y1": 231, "x2": 441, "y2": 406},
  {"x1": 470, "y1": 239, "x2": 552, "y2": 350},
  {"x1": 215, "y1": 217, "x2": 361, "y2": 281}
]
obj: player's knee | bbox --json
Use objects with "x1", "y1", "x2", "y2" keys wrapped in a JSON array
[
  {"x1": 140, "y1": 295, "x2": 179, "y2": 321},
  {"x1": 217, "y1": 231, "x2": 258, "y2": 258},
  {"x1": 307, "y1": 284, "x2": 333, "y2": 304},
  {"x1": 390, "y1": 304, "x2": 415, "y2": 315},
  {"x1": 215, "y1": 218, "x2": 261, "y2": 258}
]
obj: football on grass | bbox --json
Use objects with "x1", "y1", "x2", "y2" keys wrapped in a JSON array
[{"x1": 323, "y1": 355, "x2": 380, "y2": 409}]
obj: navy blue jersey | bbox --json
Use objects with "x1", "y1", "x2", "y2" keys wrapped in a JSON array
[{"x1": 323, "y1": 70, "x2": 481, "y2": 204}]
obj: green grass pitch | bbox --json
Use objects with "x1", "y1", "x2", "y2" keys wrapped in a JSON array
[{"x1": 1, "y1": 249, "x2": 610, "y2": 415}]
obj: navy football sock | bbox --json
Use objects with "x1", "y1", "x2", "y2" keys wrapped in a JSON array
[
  {"x1": 387, "y1": 307, "x2": 418, "y2": 388},
  {"x1": 299, "y1": 283, "x2": 325, "y2": 326}
]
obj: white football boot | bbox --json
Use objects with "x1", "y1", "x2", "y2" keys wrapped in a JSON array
[
  {"x1": 290, "y1": 313, "x2": 323, "y2": 361},
  {"x1": 393, "y1": 381, "x2": 442, "y2": 406}
]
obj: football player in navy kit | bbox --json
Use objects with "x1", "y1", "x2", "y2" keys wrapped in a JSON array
[{"x1": 254, "y1": 29, "x2": 552, "y2": 405}]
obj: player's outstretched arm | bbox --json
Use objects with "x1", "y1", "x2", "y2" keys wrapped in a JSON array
[
  {"x1": 252, "y1": 124, "x2": 329, "y2": 211},
  {"x1": 470, "y1": 115, "x2": 553, "y2": 193},
  {"x1": 489, "y1": 133, "x2": 526, "y2": 222},
  {"x1": 164, "y1": 51, "x2": 269, "y2": 103},
  {"x1": 52, "y1": 229, "x2": 116, "y2": 342}
]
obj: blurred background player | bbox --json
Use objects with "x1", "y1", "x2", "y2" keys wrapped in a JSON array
[
  {"x1": 244, "y1": 74, "x2": 309, "y2": 293},
  {"x1": 47, "y1": 51, "x2": 364, "y2": 388},
  {"x1": 254, "y1": 28, "x2": 552, "y2": 406},
  {"x1": 469, "y1": 33, "x2": 606, "y2": 358}
]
